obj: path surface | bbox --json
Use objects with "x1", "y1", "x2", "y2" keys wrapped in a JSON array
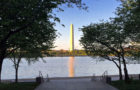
[{"x1": 35, "y1": 78, "x2": 118, "y2": 90}]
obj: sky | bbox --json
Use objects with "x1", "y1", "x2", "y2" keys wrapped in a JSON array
[{"x1": 53, "y1": 0, "x2": 121, "y2": 50}]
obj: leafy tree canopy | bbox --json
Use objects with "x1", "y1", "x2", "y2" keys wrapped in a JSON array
[
  {"x1": 0, "y1": 0, "x2": 87, "y2": 57},
  {"x1": 115, "y1": 0, "x2": 140, "y2": 42},
  {"x1": 0, "y1": 0, "x2": 87, "y2": 81}
]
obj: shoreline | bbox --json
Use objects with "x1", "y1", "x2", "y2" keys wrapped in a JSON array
[{"x1": 2, "y1": 74, "x2": 140, "y2": 83}]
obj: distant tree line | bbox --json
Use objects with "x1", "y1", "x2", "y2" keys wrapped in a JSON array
[{"x1": 47, "y1": 50, "x2": 87, "y2": 56}]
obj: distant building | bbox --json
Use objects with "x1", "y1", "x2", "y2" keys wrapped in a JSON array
[{"x1": 70, "y1": 24, "x2": 74, "y2": 52}]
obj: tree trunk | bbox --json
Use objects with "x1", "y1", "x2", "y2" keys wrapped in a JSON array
[
  {"x1": 15, "y1": 68, "x2": 18, "y2": 83},
  {"x1": 14, "y1": 55, "x2": 21, "y2": 83},
  {"x1": 118, "y1": 55, "x2": 123, "y2": 80},
  {"x1": 114, "y1": 62, "x2": 122, "y2": 80},
  {"x1": 122, "y1": 55, "x2": 129, "y2": 82},
  {"x1": 118, "y1": 66, "x2": 123, "y2": 80},
  {"x1": 120, "y1": 45, "x2": 129, "y2": 82},
  {"x1": 0, "y1": 58, "x2": 4, "y2": 83},
  {"x1": 111, "y1": 57, "x2": 123, "y2": 81},
  {"x1": 105, "y1": 55, "x2": 123, "y2": 81},
  {"x1": 0, "y1": 48, "x2": 6, "y2": 83}
]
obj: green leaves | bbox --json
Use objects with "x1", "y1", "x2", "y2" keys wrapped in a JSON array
[
  {"x1": 80, "y1": 0, "x2": 140, "y2": 58},
  {"x1": 116, "y1": 0, "x2": 140, "y2": 42},
  {"x1": 0, "y1": 0, "x2": 86, "y2": 57}
]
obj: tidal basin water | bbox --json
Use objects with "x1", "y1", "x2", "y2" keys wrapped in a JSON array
[{"x1": 1, "y1": 56, "x2": 140, "y2": 79}]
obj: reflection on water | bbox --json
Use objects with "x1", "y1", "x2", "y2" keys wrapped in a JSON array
[
  {"x1": 2, "y1": 56, "x2": 140, "y2": 79},
  {"x1": 68, "y1": 57, "x2": 75, "y2": 77}
]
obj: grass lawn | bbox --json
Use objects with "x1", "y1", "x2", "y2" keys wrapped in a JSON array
[
  {"x1": 110, "y1": 80, "x2": 140, "y2": 90},
  {"x1": 0, "y1": 82, "x2": 39, "y2": 90}
]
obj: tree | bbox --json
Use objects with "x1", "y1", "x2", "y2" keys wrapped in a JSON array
[
  {"x1": 10, "y1": 47, "x2": 44, "y2": 83},
  {"x1": 116, "y1": 0, "x2": 140, "y2": 42},
  {"x1": 0, "y1": 0, "x2": 87, "y2": 82},
  {"x1": 10, "y1": 50, "x2": 22, "y2": 83},
  {"x1": 80, "y1": 0, "x2": 140, "y2": 83},
  {"x1": 9, "y1": 38, "x2": 46, "y2": 83},
  {"x1": 115, "y1": 0, "x2": 140, "y2": 57},
  {"x1": 80, "y1": 22, "x2": 130, "y2": 82}
]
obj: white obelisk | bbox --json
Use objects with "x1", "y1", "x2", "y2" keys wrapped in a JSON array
[{"x1": 70, "y1": 24, "x2": 74, "y2": 52}]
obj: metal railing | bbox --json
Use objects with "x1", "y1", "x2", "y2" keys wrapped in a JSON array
[
  {"x1": 101, "y1": 70, "x2": 108, "y2": 82},
  {"x1": 46, "y1": 74, "x2": 50, "y2": 82},
  {"x1": 91, "y1": 73, "x2": 96, "y2": 81},
  {"x1": 38, "y1": 71, "x2": 50, "y2": 82},
  {"x1": 39, "y1": 71, "x2": 44, "y2": 82}
]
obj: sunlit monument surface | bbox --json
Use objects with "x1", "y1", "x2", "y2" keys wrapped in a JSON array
[{"x1": 70, "y1": 24, "x2": 74, "y2": 52}]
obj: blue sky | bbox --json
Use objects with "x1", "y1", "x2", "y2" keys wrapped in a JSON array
[{"x1": 53, "y1": 0, "x2": 121, "y2": 50}]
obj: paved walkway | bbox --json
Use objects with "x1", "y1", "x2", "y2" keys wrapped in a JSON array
[{"x1": 35, "y1": 78, "x2": 118, "y2": 90}]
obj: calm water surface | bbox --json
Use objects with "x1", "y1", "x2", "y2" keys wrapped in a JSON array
[{"x1": 1, "y1": 56, "x2": 140, "y2": 79}]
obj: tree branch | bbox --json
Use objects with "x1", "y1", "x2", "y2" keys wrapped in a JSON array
[
  {"x1": 0, "y1": 22, "x2": 33, "y2": 45},
  {"x1": 96, "y1": 39, "x2": 120, "y2": 54},
  {"x1": 5, "y1": 47, "x2": 19, "y2": 57}
]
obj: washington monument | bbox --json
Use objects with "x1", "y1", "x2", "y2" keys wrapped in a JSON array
[{"x1": 70, "y1": 24, "x2": 74, "y2": 51}]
